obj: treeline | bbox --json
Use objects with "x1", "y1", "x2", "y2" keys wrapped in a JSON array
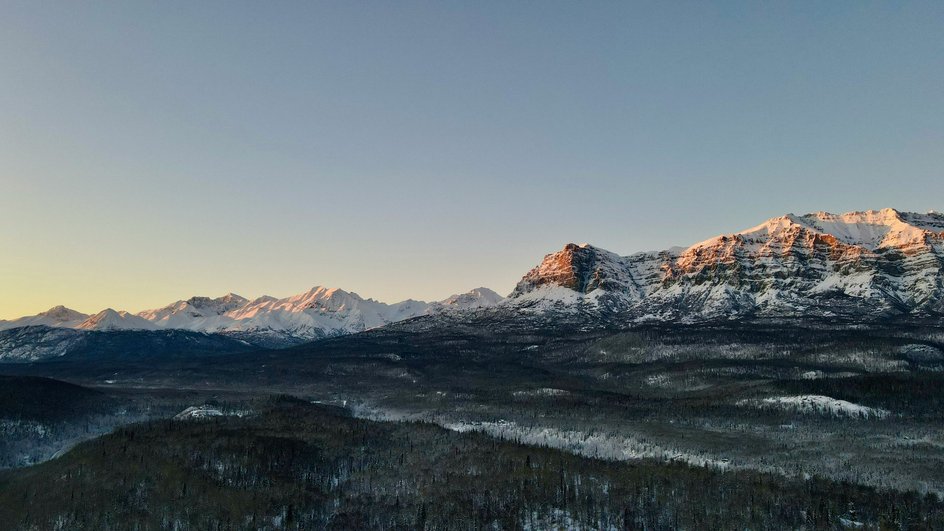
[
  {"x1": 780, "y1": 372, "x2": 944, "y2": 419},
  {"x1": 0, "y1": 397, "x2": 941, "y2": 530}
]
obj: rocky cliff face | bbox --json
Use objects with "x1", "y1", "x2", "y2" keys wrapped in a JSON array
[
  {"x1": 509, "y1": 209, "x2": 944, "y2": 320},
  {"x1": 514, "y1": 244, "x2": 637, "y2": 295}
]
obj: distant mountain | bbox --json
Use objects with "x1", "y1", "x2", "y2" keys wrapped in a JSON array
[
  {"x1": 135, "y1": 286, "x2": 503, "y2": 342},
  {"x1": 136, "y1": 293, "x2": 249, "y2": 329},
  {"x1": 78, "y1": 309, "x2": 158, "y2": 331},
  {"x1": 429, "y1": 287, "x2": 505, "y2": 312},
  {"x1": 4, "y1": 207, "x2": 942, "y2": 363},
  {"x1": 0, "y1": 287, "x2": 506, "y2": 353},
  {"x1": 507, "y1": 208, "x2": 944, "y2": 320},
  {"x1": 0, "y1": 306, "x2": 89, "y2": 330}
]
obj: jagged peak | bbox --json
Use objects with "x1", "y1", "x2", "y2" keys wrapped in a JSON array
[
  {"x1": 685, "y1": 208, "x2": 936, "y2": 252},
  {"x1": 467, "y1": 287, "x2": 502, "y2": 298},
  {"x1": 185, "y1": 293, "x2": 248, "y2": 305},
  {"x1": 78, "y1": 308, "x2": 157, "y2": 331},
  {"x1": 513, "y1": 242, "x2": 628, "y2": 296},
  {"x1": 184, "y1": 296, "x2": 214, "y2": 307},
  {"x1": 184, "y1": 293, "x2": 249, "y2": 308},
  {"x1": 299, "y1": 286, "x2": 346, "y2": 297},
  {"x1": 511, "y1": 207, "x2": 943, "y2": 308},
  {"x1": 38, "y1": 305, "x2": 88, "y2": 320},
  {"x1": 290, "y1": 286, "x2": 362, "y2": 304},
  {"x1": 795, "y1": 208, "x2": 930, "y2": 249},
  {"x1": 559, "y1": 242, "x2": 622, "y2": 260},
  {"x1": 801, "y1": 208, "x2": 903, "y2": 226},
  {"x1": 438, "y1": 287, "x2": 504, "y2": 306}
]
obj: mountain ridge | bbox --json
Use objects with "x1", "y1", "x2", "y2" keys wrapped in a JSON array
[
  {"x1": 507, "y1": 208, "x2": 944, "y2": 320},
  {"x1": 0, "y1": 287, "x2": 506, "y2": 343},
  {"x1": 2, "y1": 208, "x2": 942, "y2": 362}
]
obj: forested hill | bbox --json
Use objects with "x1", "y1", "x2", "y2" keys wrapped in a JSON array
[{"x1": 1, "y1": 397, "x2": 940, "y2": 530}]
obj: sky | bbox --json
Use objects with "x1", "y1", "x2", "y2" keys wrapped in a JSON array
[{"x1": 1, "y1": 1, "x2": 942, "y2": 318}]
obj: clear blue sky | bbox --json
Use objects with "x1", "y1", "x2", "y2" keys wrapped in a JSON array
[{"x1": 1, "y1": 1, "x2": 942, "y2": 317}]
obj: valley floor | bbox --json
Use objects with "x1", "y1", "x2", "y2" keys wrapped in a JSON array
[
  {"x1": 1, "y1": 397, "x2": 941, "y2": 530},
  {"x1": 2, "y1": 320, "x2": 944, "y2": 528}
]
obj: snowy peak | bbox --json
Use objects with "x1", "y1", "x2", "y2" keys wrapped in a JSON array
[
  {"x1": 38, "y1": 305, "x2": 89, "y2": 322},
  {"x1": 135, "y1": 285, "x2": 501, "y2": 341},
  {"x1": 678, "y1": 208, "x2": 944, "y2": 268},
  {"x1": 720, "y1": 208, "x2": 943, "y2": 252},
  {"x1": 225, "y1": 287, "x2": 371, "y2": 321},
  {"x1": 0, "y1": 283, "x2": 508, "y2": 343},
  {"x1": 509, "y1": 208, "x2": 944, "y2": 319},
  {"x1": 0, "y1": 306, "x2": 89, "y2": 331},
  {"x1": 440, "y1": 287, "x2": 504, "y2": 308},
  {"x1": 513, "y1": 243, "x2": 626, "y2": 296},
  {"x1": 284, "y1": 286, "x2": 366, "y2": 312},
  {"x1": 799, "y1": 210, "x2": 909, "y2": 250},
  {"x1": 188, "y1": 293, "x2": 248, "y2": 311},
  {"x1": 430, "y1": 288, "x2": 505, "y2": 313},
  {"x1": 78, "y1": 309, "x2": 157, "y2": 331},
  {"x1": 4, "y1": 206, "x2": 941, "y2": 337},
  {"x1": 136, "y1": 293, "x2": 250, "y2": 331}
]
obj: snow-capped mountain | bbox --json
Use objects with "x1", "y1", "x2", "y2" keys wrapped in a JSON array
[
  {"x1": 0, "y1": 306, "x2": 89, "y2": 331},
  {"x1": 137, "y1": 293, "x2": 249, "y2": 330},
  {"x1": 508, "y1": 208, "x2": 944, "y2": 320},
  {"x1": 134, "y1": 286, "x2": 503, "y2": 341},
  {"x1": 0, "y1": 287, "x2": 505, "y2": 347},
  {"x1": 4, "y1": 207, "x2": 942, "y2": 360},
  {"x1": 208, "y1": 286, "x2": 430, "y2": 340},
  {"x1": 77, "y1": 309, "x2": 158, "y2": 331},
  {"x1": 430, "y1": 288, "x2": 505, "y2": 312}
]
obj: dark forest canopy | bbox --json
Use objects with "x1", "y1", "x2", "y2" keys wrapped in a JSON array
[{"x1": 1, "y1": 398, "x2": 941, "y2": 530}]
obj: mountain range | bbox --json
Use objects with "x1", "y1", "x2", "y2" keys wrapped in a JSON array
[
  {"x1": 510, "y1": 208, "x2": 944, "y2": 321},
  {"x1": 0, "y1": 287, "x2": 504, "y2": 341},
  {"x1": 2, "y1": 208, "x2": 942, "y2": 361}
]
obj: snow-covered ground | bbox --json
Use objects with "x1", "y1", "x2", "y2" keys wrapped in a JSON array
[
  {"x1": 346, "y1": 402, "x2": 730, "y2": 470},
  {"x1": 738, "y1": 395, "x2": 890, "y2": 419},
  {"x1": 522, "y1": 508, "x2": 619, "y2": 531},
  {"x1": 173, "y1": 405, "x2": 251, "y2": 420},
  {"x1": 442, "y1": 419, "x2": 730, "y2": 468},
  {"x1": 512, "y1": 388, "x2": 570, "y2": 398}
]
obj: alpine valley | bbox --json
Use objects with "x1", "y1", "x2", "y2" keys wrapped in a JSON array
[{"x1": 3, "y1": 209, "x2": 944, "y2": 529}]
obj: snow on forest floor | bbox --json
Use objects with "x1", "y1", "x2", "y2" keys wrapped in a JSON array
[
  {"x1": 346, "y1": 401, "x2": 732, "y2": 470},
  {"x1": 737, "y1": 395, "x2": 890, "y2": 419},
  {"x1": 173, "y1": 405, "x2": 252, "y2": 420}
]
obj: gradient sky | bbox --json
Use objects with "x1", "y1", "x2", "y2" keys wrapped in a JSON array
[{"x1": 1, "y1": 1, "x2": 942, "y2": 318}]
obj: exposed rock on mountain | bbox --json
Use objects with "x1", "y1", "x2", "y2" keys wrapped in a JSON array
[
  {"x1": 509, "y1": 209, "x2": 944, "y2": 320},
  {"x1": 3, "y1": 208, "x2": 941, "y2": 362}
]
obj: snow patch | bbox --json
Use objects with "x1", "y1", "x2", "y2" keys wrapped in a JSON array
[
  {"x1": 738, "y1": 395, "x2": 889, "y2": 419},
  {"x1": 173, "y1": 405, "x2": 249, "y2": 420},
  {"x1": 513, "y1": 388, "x2": 570, "y2": 398}
]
